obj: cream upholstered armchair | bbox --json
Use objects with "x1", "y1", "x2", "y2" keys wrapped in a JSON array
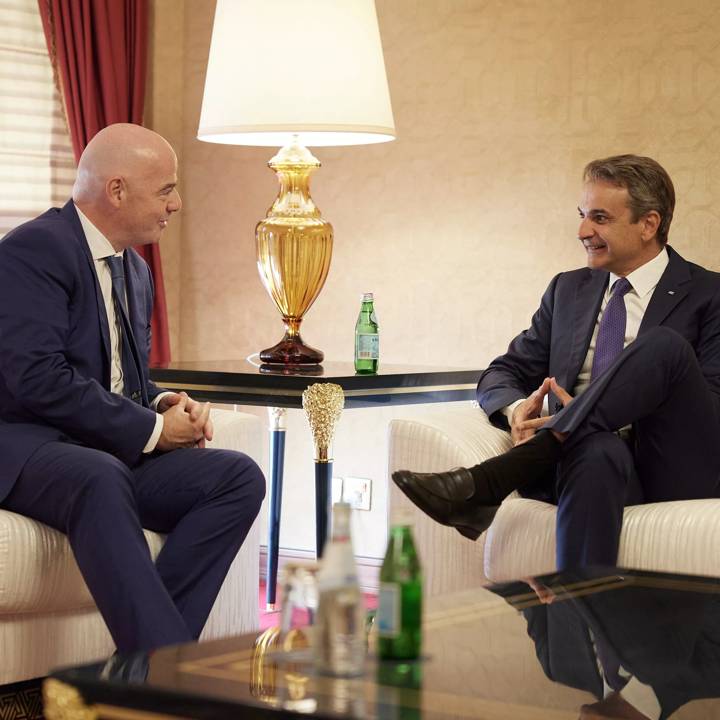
[
  {"x1": 0, "y1": 408, "x2": 263, "y2": 686},
  {"x1": 388, "y1": 402, "x2": 720, "y2": 595}
]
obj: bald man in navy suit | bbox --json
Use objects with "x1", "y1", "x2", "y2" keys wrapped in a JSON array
[
  {"x1": 0, "y1": 124, "x2": 265, "y2": 653},
  {"x1": 393, "y1": 155, "x2": 720, "y2": 571}
]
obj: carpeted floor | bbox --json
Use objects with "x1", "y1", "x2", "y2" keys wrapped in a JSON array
[
  {"x1": 0, "y1": 679, "x2": 43, "y2": 720},
  {"x1": 259, "y1": 580, "x2": 377, "y2": 631}
]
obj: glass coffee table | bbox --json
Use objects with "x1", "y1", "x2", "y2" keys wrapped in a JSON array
[{"x1": 45, "y1": 567, "x2": 720, "y2": 719}]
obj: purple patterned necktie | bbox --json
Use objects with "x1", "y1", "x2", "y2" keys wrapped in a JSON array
[{"x1": 591, "y1": 277, "x2": 633, "y2": 380}]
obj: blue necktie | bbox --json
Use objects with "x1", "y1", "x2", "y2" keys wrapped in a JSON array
[
  {"x1": 105, "y1": 256, "x2": 145, "y2": 405},
  {"x1": 591, "y1": 277, "x2": 633, "y2": 380}
]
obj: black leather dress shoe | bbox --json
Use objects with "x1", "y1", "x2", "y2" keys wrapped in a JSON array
[
  {"x1": 391, "y1": 467, "x2": 499, "y2": 541},
  {"x1": 100, "y1": 650, "x2": 150, "y2": 683}
]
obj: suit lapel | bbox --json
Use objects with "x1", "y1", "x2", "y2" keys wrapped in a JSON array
[
  {"x1": 638, "y1": 246, "x2": 691, "y2": 334},
  {"x1": 60, "y1": 201, "x2": 112, "y2": 367},
  {"x1": 565, "y1": 270, "x2": 608, "y2": 390}
]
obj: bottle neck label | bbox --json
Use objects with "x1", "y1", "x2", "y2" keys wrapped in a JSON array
[{"x1": 356, "y1": 333, "x2": 379, "y2": 360}]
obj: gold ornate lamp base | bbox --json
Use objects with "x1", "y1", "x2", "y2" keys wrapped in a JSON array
[{"x1": 256, "y1": 139, "x2": 333, "y2": 366}]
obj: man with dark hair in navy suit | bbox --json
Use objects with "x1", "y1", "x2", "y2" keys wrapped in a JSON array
[
  {"x1": 493, "y1": 571, "x2": 720, "y2": 720},
  {"x1": 0, "y1": 123, "x2": 265, "y2": 653},
  {"x1": 393, "y1": 154, "x2": 720, "y2": 571}
]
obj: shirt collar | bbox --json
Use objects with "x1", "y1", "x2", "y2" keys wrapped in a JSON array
[
  {"x1": 609, "y1": 246, "x2": 669, "y2": 299},
  {"x1": 74, "y1": 203, "x2": 123, "y2": 261}
]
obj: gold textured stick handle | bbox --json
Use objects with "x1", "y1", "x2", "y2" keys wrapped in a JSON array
[{"x1": 302, "y1": 383, "x2": 344, "y2": 462}]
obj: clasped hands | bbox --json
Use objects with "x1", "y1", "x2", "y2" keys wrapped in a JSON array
[
  {"x1": 510, "y1": 377, "x2": 572, "y2": 446},
  {"x1": 156, "y1": 391, "x2": 214, "y2": 451}
]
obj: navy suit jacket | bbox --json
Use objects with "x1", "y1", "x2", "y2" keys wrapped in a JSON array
[
  {"x1": 477, "y1": 246, "x2": 720, "y2": 429},
  {"x1": 0, "y1": 201, "x2": 165, "y2": 502}
]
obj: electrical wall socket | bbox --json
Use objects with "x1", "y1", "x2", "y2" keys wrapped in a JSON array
[{"x1": 343, "y1": 476, "x2": 372, "y2": 511}]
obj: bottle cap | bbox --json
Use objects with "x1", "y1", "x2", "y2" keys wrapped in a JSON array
[
  {"x1": 362, "y1": 292, "x2": 374, "y2": 301},
  {"x1": 332, "y1": 501, "x2": 352, "y2": 538}
]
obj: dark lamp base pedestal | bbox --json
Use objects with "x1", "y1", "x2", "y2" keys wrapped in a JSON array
[{"x1": 260, "y1": 334, "x2": 324, "y2": 365}]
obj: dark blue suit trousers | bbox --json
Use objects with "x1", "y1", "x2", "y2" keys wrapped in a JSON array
[{"x1": 3, "y1": 443, "x2": 265, "y2": 652}]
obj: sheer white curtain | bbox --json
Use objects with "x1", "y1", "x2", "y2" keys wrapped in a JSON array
[{"x1": 0, "y1": 0, "x2": 75, "y2": 237}]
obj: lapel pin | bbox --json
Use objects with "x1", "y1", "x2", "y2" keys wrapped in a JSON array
[{"x1": 668, "y1": 290, "x2": 675, "y2": 295}]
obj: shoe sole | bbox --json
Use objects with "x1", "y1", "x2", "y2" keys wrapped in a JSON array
[{"x1": 456, "y1": 524, "x2": 481, "y2": 541}]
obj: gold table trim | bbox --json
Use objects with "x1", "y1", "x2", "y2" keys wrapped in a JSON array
[{"x1": 156, "y1": 382, "x2": 476, "y2": 398}]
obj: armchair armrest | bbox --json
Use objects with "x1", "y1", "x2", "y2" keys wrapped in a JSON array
[
  {"x1": 201, "y1": 407, "x2": 264, "y2": 638},
  {"x1": 484, "y1": 496, "x2": 720, "y2": 582},
  {"x1": 388, "y1": 403, "x2": 512, "y2": 472},
  {"x1": 207, "y1": 407, "x2": 263, "y2": 464},
  {"x1": 388, "y1": 403, "x2": 512, "y2": 595}
]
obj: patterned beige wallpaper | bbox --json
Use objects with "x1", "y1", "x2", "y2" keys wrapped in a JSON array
[
  {"x1": 147, "y1": 0, "x2": 720, "y2": 555},
  {"x1": 150, "y1": 0, "x2": 720, "y2": 367}
]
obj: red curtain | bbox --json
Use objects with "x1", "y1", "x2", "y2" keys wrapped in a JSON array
[{"x1": 38, "y1": 0, "x2": 171, "y2": 367}]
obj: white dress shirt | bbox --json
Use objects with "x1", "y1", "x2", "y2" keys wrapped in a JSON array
[{"x1": 75, "y1": 205, "x2": 164, "y2": 453}]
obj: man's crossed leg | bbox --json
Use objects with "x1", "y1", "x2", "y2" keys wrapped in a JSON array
[{"x1": 393, "y1": 327, "x2": 720, "y2": 569}]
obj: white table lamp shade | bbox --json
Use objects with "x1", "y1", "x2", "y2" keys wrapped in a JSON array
[{"x1": 198, "y1": 0, "x2": 396, "y2": 147}]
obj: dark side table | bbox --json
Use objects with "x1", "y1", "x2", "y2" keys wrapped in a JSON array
[{"x1": 151, "y1": 360, "x2": 481, "y2": 608}]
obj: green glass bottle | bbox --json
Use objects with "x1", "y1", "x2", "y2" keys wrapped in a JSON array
[
  {"x1": 354, "y1": 292, "x2": 379, "y2": 374},
  {"x1": 377, "y1": 519, "x2": 422, "y2": 660}
]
